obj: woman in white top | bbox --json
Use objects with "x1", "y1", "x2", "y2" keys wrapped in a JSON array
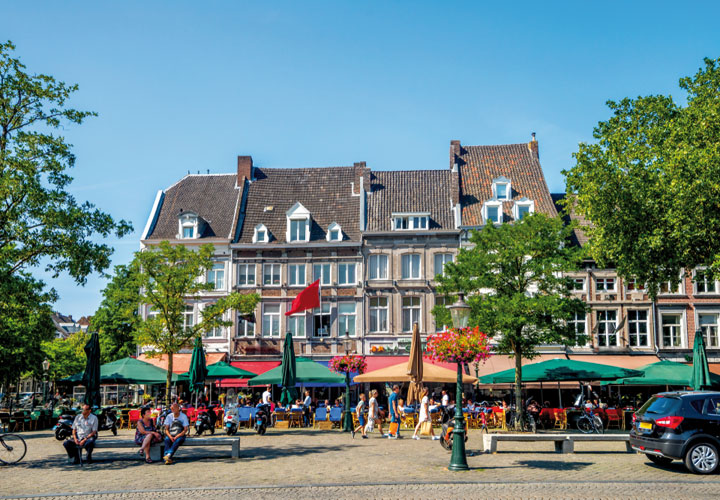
[
  {"x1": 412, "y1": 387, "x2": 438, "y2": 440},
  {"x1": 364, "y1": 389, "x2": 384, "y2": 436}
]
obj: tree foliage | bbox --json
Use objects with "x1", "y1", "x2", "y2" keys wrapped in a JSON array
[
  {"x1": 0, "y1": 41, "x2": 132, "y2": 282},
  {"x1": 41, "y1": 331, "x2": 88, "y2": 382},
  {"x1": 564, "y1": 57, "x2": 720, "y2": 296},
  {"x1": 132, "y1": 241, "x2": 260, "y2": 404},
  {"x1": 433, "y1": 213, "x2": 587, "y2": 417},
  {"x1": 91, "y1": 264, "x2": 141, "y2": 363}
]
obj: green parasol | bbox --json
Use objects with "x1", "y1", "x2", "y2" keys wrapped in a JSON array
[
  {"x1": 188, "y1": 336, "x2": 208, "y2": 401},
  {"x1": 603, "y1": 359, "x2": 720, "y2": 387},
  {"x1": 64, "y1": 357, "x2": 182, "y2": 385},
  {"x1": 480, "y1": 358, "x2": 643, "y2": 384},
  {"x1": 82, "y1": 333, "x2": 101, "y2": 407},
  {"x1": 279, "y1": 332, "x2": 298, "y2": 407},
  {"x1": 691, "y1": 331, "x2": 713, "y2": 391},
  {"x1": 249, "y1": 357, "x2": 345, "y2": 386}
]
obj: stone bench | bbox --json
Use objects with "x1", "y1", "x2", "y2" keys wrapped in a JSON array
[
  {"x1": 483, "y1": 433, "x2": 632, "y2": 454},
  {"x1": 92, "y1": 436, "x2": 240, "y2": 460}
]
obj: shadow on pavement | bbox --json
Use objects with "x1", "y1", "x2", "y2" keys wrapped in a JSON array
[
  {"x1": 515, "y1": 460, "x2": 593, "y2": 471},
  {"x1": 243, "y1": 444, "x2": 360, "y2": 461}
]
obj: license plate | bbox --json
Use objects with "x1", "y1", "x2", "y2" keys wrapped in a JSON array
[{"x1": 639, "y1": 422, "x2": 652, "y2": 430}]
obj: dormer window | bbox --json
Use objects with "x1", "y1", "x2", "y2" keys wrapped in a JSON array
[
  {"x1": 492, "y1": 176, "x2": 512, "y2": 201},
  {"x1": 392, "y1": 212, "x2": 430, "y2": 231},
  {"x1": 178, "y1": 211, "x2": 203, "y2": 239},
  {"x1": 327, "y1": 222, "x2": 342, "y2": 241},
  {"x1": 286, "y1": 202, "x2": 310, "y2": 243},
  {"x1": 512, "y1": 198, "x2": 535, "y2": 221},
  {"x1": 483, "y1": 201, "x2": 503, "y2": 225},
  {"x1": 253, "y1": 223, "x2": 269, "y2": 243}
]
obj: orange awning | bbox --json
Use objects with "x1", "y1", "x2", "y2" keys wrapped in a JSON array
[
  {"x1": 354, "y1": 362, "x2": 477, "y2": 384},
  {"x1": 138, "y1": 352, "x2": 227, "y2": 374}
]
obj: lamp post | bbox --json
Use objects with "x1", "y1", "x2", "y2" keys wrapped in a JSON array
[
  {"x1": 448, "y1": 293, "x2": 471, "y2": 471},
  {"x1": 342, "y1": 329, "x2": 353, "y2": 432},
  {"x1": 42, "y1": 358, "x2": 50, "y2": 406}
]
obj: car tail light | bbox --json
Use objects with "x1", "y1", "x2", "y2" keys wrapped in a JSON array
[
  {"x1": 632, "y1": 413, "x2": 636, "y2": 423},
  {"x1": 655, "y1": 416, "x2": 683, "y2": 429}
]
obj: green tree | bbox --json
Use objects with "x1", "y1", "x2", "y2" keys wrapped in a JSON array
[
  {"x1": 91, "y1": 264, "x2": 141, "y2": 363},
  {"x1": 41, "y1": 331, "x2": 88, "y2": 381},
  {"x1": 564, "y1": 57, "x2": 720, "y2": 295},
  {"x1": 0, "y1": 271, "x2": 56, "y2": 394},
  {"x1": 433, "y1": 214, "x2": 587, "y2": 422},
  {"x1": 132, "y1": 241, "x2": 260, "y2": 405},
  {"x1": 0, "y1": 41, "x2": 132, "y2": 281}
]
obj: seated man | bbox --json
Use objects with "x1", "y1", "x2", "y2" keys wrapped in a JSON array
[
  {"x1": 63, "y1": 403, "x2": 98, "y2": 464},
  {"x1": 162, "y1": 403, "x2": 189, "y2": 465}
]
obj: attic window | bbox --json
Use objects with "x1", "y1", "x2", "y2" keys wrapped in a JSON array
[
  {"x1": 492, "y1": 176, "x2": 512, "y2": 201},
  {"x1": 327, "y1": 222, "x2": 342, "y2": 241},
  {"x1": 178, "y1": 211, "x2": 201, "y2": 239},
  {"x1": 512, "y1": 198, "x2": 535, "y2": 221},
  {"x1": 253, "y1": 223, "x2": 269, "y2": 243},
  {"x1": 286, "y1": 202, "x2": 310, "y2": 243},
  {"x1": 483, "y1": 201, "x2": 503, "y2": 225},
  {"x1": 392, "y1": 212, "x2": 430, "y2": 231}
]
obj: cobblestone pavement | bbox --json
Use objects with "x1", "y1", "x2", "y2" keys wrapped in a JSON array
[{"x1": 2, "y1": 428, "x2": 718, "y2": 499}]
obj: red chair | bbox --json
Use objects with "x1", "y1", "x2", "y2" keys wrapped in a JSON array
[
  {"x1": 186, "y1": 408, "x2": 197, "y2": 424},
  {"x1": 605, "y1": 408, "x2": 622, "y2": 429},
  {"x1": 127, "y1": 409, "x2": 140, "y2": 430}
]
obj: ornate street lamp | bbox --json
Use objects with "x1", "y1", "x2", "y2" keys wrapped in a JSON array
[
  {"x1": 447, "y1": 293, "x2": 471, "y2": 471},
  {"x1": 42, "y1": 358, "x2": 50, "y2": 406},
  {"x1": 342, "y1": 329, "x2": 353, "y2": 432}
]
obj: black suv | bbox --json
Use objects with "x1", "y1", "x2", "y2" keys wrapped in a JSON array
[{"x1": 630, "y1": 391, "x2": 720, "y2": 474}]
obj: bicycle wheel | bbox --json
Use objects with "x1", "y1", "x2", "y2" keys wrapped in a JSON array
[
  {"x1": 577, "y1": 417, "x2": 592, "y2": 434},
  {"x1": 593, "y1": 416, "x2": 605, "y2": 434},
  {"x1": 0, "y1": 434, "x2": 27, "y2": 465}
]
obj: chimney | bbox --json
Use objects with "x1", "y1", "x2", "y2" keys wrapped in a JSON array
[
  {"x1": 528, "y1": 132, "x2": 539, "y2": 158},
  {"x1": 237, "y1": 156, "x2": 253, "y2": 184},
  {"x1": 450, "y1": 140, "x2": 461, "y2": 170},
  {"x1": 353, "y1": 161, "x2": 369, "y2": 194}
]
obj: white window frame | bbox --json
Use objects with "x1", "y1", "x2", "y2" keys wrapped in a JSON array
[
  {"x1": 288, "y1": 264, "x2": 306, "y2": 287},
  {"x1": 368, "y1": 254, "x2": 388, "y2": 280},
  {"x1": 572, "y1": 277, "x2": 586, "y2": 292},
  {"x1": 402, "y1": 296, "x2": 421, "y2": 333},
  {"x1": 391, "y1": 212, "x2": 430, "y2": 231},
  {"x1": 313, "y1": 263, "x2": 331, "y2": 286},
  {"x1": 512, "y1": 198, "x2": 535, "y2": 221},
  {"x1": 627, "y1": 309, "x2": 650, "y2": 347},
  {"x1": 338, "y1": 302, "x2": 357, "y2": 338},
  {"x1": 569, "y1": 312, "x2": 588, "y2": 346},
  {"x1": 207, "y1": 262, "x2": 225, "y2": 290},
  {"x1": 482, "y1": 200, "x2": 503, "y2": 225},
  {"x1": 369, "y1": 297, "x2": 389, "y2": 333},
  {"x1": 694, "y1": 269, "x2": 719, "y2": 294},
  {"x1": 286, "y1": 202, "x2": 310, "y2": 243},
  {"x1": 435, "y1": 295, "x2": 452, "y2": 332},
  {"x1": 338, "y1": 263, "x2": 356, "y2": 286},
  {"x1": 313, "y1": 303, "x2": 331, "y2": 337},
  {"x1": 595, "y1": 277, "x2": 616, "y2": 292},
  {"x1": 492, "y1": 176, "x2": 512, "y2": 201},
  {"x1": 287, "y1": 312, "x2": 306, "y2": 338},
  {"x1": 262, "y1": 303, "x2": 281, "y2": 338},
  {"x1": 625, "y1": 278, "x2": 646, "y2": 292},
  {"x1": 237, "y1": 314, "x2": 255, "y2": 337},
  {"x1": 659, "y1": 277, "x2": 683, "y2": 295},
  {"x1": 698, "y1": 311, "x2": 720, "y2": 348},
  {"x1": 401, "y1": 253, "x2": 421, "y2": 280},
  {"x1": 237, "y1": 263, "x2": 256, "y2": 287},
  {"x1": 326, "y1": 222, "x2": 342, "y2": 242},
  {"x1": 183, "y1": 305, "x2": 195, "y2": 332},
  {"x1": 178, "y1": 212, "x2": 200, "y2": 240},
  {"x1": 433, "y1": 253, "x2": 453, "y2": 278},
  {"x1": 596, "y1": 310, "x2": 618, "y2": 347},
  {"x1": 263, "y1": 263, "x2": 281, "y2": 286},
  {"x1": 253, "y1": 223, "x2": 269, "y2": 243},
  {"x1": 659, "y1": 310, "x2": 685, "y2": 348}
]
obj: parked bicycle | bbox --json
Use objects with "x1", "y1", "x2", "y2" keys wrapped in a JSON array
[
  {"x1": 507, "y1": 408, "x2": 537, "y2": 433},
  {"x1": 576, "y1": 408, "x2": 604, "y2": 434},
  {"x1": 0, "y1": 433, "x2": 27, "y2": 465}
]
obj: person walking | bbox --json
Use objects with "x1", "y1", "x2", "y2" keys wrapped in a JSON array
[
  {"x1": 352, "y1": 393, "x2": 368, "y2": 439},
  {"x1": 162, "y1": 403, "x2": 189, "y2": 465},
  {"x1": 441, "y1": 389, "x2": 449, "y2": 407},
  {"x1": 302, "y1": 390, "x2": 312, "y2": 427},
  {"x1": 388, "y1": 385, "x2": 401, "y2": 439},
  {"x1": 364, "y1": 389, "x2": 383, "y2": 436},
  {"x1": 412, "y1": 387, "x2": 439, "y2": 440}
]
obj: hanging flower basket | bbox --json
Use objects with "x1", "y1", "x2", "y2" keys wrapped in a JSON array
[
  {"x1": 329, "y1": 355, "x2": 367, "y2": 374},
  {"x1": 424, "y1": 326, "x2": 492, "y2": 365}
]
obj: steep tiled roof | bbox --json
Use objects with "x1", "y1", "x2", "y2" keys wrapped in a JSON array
[
  {"x1": 237, "y1": 167, "x2": 360, "y2": 244},
  {"x1": 146, "y1": 174, "x2": 241, "y2": 240},
  {"x1": 456, "y1": 142, "x2": 557, "y2": 226},
  {"x1": 551, "y1": 193, "x2": 591, "y2": 247},
  {"x1": 366, "y1": 170, "x2": 456, "y2": 232}
]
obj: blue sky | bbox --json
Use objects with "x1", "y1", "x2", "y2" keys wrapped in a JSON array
[{"x1": 2, "y1": 1, "x2": 719, "y2": 318}]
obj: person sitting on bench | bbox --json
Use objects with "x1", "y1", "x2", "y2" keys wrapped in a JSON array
[
  {"x1": 162, "y1": 403, "x2": 189, "y2": 465},
  {"x1": 63, "y1": 403, "x2": 98, "y2": 465}
]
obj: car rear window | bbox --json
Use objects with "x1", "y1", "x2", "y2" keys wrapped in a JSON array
[{"x1": 638, "y1": 396, "x2": 682, "y2": 416}]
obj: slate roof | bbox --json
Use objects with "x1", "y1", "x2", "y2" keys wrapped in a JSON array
[
  {"x1": 551, "y1": 193, "x2": 591, "y2": 247},
  {"x1": 366, "y1": 170, "x2": 456, "y2": 232},
  {"x1": 146, "y1": 174, "x2": 241, "y2": 240},
  {"x1": 456, "y1": 143, "x2": 557, "y2": 226},
  {"x1": 237, "y1": 167, "x2": 360, "y2": 244}
]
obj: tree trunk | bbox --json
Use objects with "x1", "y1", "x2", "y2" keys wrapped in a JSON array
[
  {"x1": 514, "y1": 346, "x2": 523, "y2": 429},
  {"x1": 165, "y1": 353, "x2": 173, "y2": 407}
]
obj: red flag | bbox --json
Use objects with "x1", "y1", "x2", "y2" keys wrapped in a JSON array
[{"x1": 285, "y1": 279, "x2": 320, "y2": 316}]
